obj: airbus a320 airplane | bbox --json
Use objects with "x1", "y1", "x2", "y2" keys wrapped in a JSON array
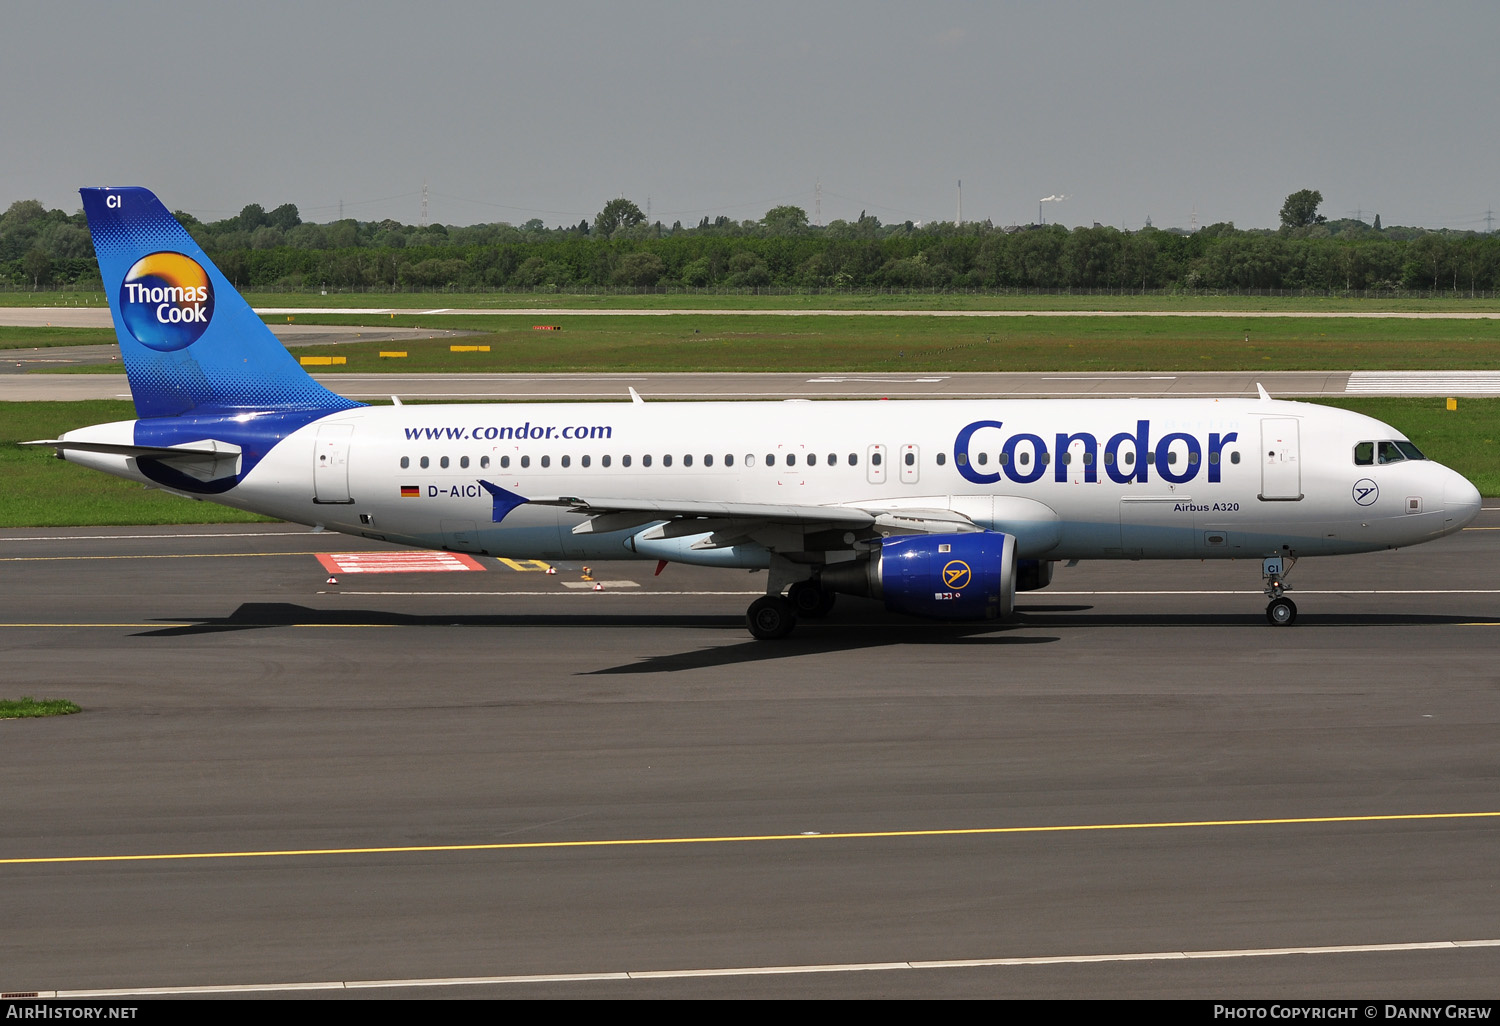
[{"x1": 31, "y1": 187, "x2": 1483, "y2": 639}]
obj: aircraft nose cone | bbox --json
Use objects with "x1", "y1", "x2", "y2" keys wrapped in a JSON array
[{"x1": 1445, "y1": 473, "x2": 1482, "y2": 529}]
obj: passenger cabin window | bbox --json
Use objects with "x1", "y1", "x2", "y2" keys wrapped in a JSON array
[
  {"x1": 400, "y1": 456, "x2": 410, "y2": 469},
  {"x1": 500, "y1": 455, "x2": 510, "y2": 469},
  {"x1": 420, "y1": 456, "x2": 430, "y2": 469},
  {"x1": 460, "y1": 456, "x2": 469, "y2": 469},
  {"x1": 480, "y1": 456, "x2": 490, "y2": 469}
]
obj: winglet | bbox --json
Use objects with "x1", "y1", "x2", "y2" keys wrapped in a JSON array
[
  {"x1": 629, "y1": 387, "x2": 645, "y2": 404},
  {"x1": 1256, "y1": 383, "x2": 1272, "y2": 401}
]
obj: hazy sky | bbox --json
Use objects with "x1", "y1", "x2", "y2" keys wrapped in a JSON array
[{"x1": 6, "y1": 1, "x2": 1497, "y2": 231}]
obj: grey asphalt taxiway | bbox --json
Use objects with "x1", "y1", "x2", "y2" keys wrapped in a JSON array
[{"x1": 4, "y1": 510, "x2": 1500, "y2": 998}]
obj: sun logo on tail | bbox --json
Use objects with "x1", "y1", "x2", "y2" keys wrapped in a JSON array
[{"x1": 118, "y1": 252, "x2": 215, "y2": 351}]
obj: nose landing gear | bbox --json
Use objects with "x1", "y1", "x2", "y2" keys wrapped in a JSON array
[{"x1": 1262, "y1": 554, "x2": 1298, "y2": 626}]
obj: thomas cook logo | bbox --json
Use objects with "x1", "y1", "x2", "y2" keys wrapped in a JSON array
[
  {"x1": 118, "y1": 252, "x2": 215, "y2": 352},
  {"x1": 941, "y1": 560, "x2": 972, "y2": 589}
]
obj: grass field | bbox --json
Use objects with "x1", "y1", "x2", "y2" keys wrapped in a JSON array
[
  {"x1": 4, "y1": 289, "x2": 1500, "y2": 313},
  {"x1": 0, "y1": 697, "x2": 81, "y2": 719},
  {"x1": 26, "y1": 312, "x2": 1500, "y2": 374},
  {"x1": 3, "y1": 396, "x2": 1495, "y2": 527},
  {"x1": 0, "y1": 325, "x2": 116, "y2": 349},
  {"x1": 275, "y1": 313, "x2": 1500, "y2": 372}
]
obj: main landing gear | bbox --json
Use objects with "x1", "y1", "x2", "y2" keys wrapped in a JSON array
[
  {"x1": 746, "y1": 579, "x2": 837, "y2": 640},
  {"x1": 788, "y1": 579, "x2": 837, "y2": 618},
  {"x1": 747, "y1": 595, "x2": 797, "y2": 640},
  {"x1": 1262, "y1": 554, "x2": 1297, "y2": 626}
]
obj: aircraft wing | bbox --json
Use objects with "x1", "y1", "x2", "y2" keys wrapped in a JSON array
[{"x1": 525, "y1": 494, "x2": 981, "y2": 546}]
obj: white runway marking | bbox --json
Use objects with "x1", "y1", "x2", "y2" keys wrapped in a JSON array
[
  {"x1": 1345, "y1": 371, "x2": 1500, "y2": 394},
  {"x1": 37, "y1": 936, "x2": 1500, "y2": 997},
  {"x1": 805, "y1": 376, "x2": 947, "y2": 383},
  {"x1": 1, "y1": 531, "x2": 312, "y2": 542},
  {"x1": 329, "y1": 590, "x2": 760, "y2": 597}
]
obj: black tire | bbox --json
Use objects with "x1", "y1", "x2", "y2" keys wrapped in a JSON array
[
  {"x1": 788, "y1": 580, "x2": 837, "y2": 618},
  {"x1": 747, "y1": 595, "x2": 798, "y2": 640},
  {"x1": 1266, "y1": 597, "x2": 1297, "y2": 626}
]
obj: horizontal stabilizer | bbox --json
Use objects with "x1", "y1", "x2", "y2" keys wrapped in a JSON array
[{"x1": 25, "y1": 437, "x2": 243, "y2": 482}]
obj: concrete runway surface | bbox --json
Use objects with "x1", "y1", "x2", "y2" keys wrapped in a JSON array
[{"x1": 3, "y1": 508, "x2": 1500, "y2": 998}]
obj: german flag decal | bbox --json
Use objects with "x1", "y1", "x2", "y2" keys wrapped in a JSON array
[{"x1": 400, "y1": 485, "x2": 420, "y2": 497}]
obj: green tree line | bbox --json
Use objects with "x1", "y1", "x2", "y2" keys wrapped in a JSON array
[{"x1": 4, "y1": 196, "x2": 1498, "y2": 295}]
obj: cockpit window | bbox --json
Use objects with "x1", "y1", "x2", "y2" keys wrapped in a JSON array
[{"x1": 1358, "y1": 440, "x2": 1428, "y2": 466}]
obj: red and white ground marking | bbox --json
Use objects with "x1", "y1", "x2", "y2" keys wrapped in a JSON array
[{"x1": 316, "y1": 551, "x2": 486, "y2": 574}]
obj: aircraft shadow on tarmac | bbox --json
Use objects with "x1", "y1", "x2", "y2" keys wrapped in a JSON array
[
  {"x1": 132, "y1": 602, "x2": 748, "y2": 637},
  {"x1": 130, "y1": 602, "x2": 1493, "y2": 673},
  {"x1": 128, "y1": 602, "x2": 1061, "y2": 671}
]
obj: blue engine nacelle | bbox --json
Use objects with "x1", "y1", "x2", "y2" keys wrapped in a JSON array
[{"x1": 822, "y1": 531, "x2": 1017, "y2": 621}]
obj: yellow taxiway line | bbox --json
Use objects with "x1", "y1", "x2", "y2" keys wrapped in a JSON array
[{"x1": 6, "y1": 810, "x2": 1499, "y2": 867}]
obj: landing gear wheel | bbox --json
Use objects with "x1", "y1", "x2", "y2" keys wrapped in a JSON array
[
  {"x1": 747, "y1": 595, "x2": 798, "y2": 640},
  {"x1": 1266, "y1": 597, "x2": 1297, "y2": 626},
  {"x1": 787, "y1": 580, "x2": 837, "y2": 618}
]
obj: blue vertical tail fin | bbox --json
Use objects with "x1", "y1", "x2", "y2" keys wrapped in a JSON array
[{"x1": 80, "y1": 187, "x2": 361, "y2": 419}]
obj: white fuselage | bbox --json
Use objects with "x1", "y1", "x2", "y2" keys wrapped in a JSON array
[{"x1": 66, "y1": 397, "x2": 1480, "y2": 568}]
